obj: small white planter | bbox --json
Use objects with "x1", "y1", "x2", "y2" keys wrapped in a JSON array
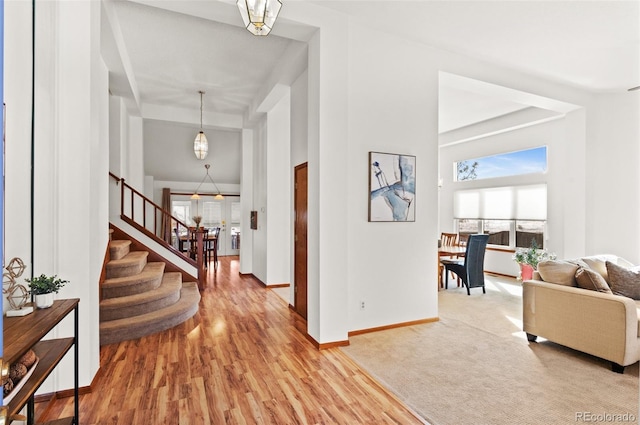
[{"x1": 35, "y1": 293, "x2": 54, "y2": 309}]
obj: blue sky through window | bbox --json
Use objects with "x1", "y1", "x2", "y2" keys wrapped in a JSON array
[{"x1": 457, "y1": 146, "x2": 547, "y2": 181}]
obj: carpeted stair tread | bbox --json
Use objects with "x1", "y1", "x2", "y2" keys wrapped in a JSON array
[
  {"x1": 99, "y1": 282, "x2": 201, "y2": 346},
  {"x1": 106, "y1": 250, "x2": 148, "y2": 278},
  {"x1": 109, "y1": 240, "x2": 131, "y2": 261},
  {"x1": 102, "y1": 262, "x2": 166, "y2": 299},
  {"x1": 100, "y1": 272, "x2": 183, "y2": 321}
]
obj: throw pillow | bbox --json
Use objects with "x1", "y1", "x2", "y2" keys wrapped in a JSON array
[
  {"x1": 537, "y1": 260, "x2": 579, "y2": 286},
  {"x1": 583, "y1": 255, "x2": 631, "y2": 282},
  {"x1": 575, "y1": 267, "x2": 612, "y2": 293},
  {"x1": 605, "y1": 261, "x2": 640, "y2": 300}
]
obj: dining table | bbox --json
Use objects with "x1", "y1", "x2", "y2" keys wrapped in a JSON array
[{"x1": 178, "y1": 230, "x2": 218, "y2": 269}]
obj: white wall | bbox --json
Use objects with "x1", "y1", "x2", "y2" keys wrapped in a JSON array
[
  {"x1": 586, "y1": 93, "x2": 640, "y2": 263},
  {"x1": 3, "y1": 0, "x2": 105, "y2": 393},
  {"x1": 3, "y1": 0, "x2": 33, "y2": 281},
  {"x1": 239, "y1": 129, "x2": 254, "y2": 274},
  {"x1": 346, "y1": 24, "x2": 439, "y2": 332},
  {"x1": 251, "y1": 117, "x2": 268, "y2": 282},
  {"x1": 265, "y1": 92, "x2": 291, "y2": 285}
]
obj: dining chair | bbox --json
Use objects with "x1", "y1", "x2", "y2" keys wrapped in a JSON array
[
  {"x1": 206, "y1": 227, "x2": 221, "y2": 270},
  {"x1": 439, "y1": 232, "x2": 460, "y2": 287},
  {"x1": 175, "y1": 228, "x2": 189, "y2": 253},
  {"x1": 441, "y1": 234, "x2": 490, "y2": 295}
]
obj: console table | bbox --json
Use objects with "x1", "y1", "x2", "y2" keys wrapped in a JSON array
[{"x1": 3, "y1": 299, "x2": 79, "y2": 424}]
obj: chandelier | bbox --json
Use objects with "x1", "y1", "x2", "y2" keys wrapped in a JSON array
[
  {"x1": 237, "y1": 0, "x2": 282, "y2": 36},
  {"x1": 194, "y1": 91, "x2": 208, "y2": 160},
  {"x1": 191, "y1": 164, "x2": 224, "y2": 201}
]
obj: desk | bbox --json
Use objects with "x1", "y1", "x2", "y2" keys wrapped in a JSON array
[{"x1": 438, "y1": 245, "x2": 466, "y2": 289}]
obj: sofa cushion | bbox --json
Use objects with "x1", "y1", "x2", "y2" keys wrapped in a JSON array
[
  {"x1": 581, "y1": 255, "x2": 635, "y2": 282},
  {"x1": 606, "y1": 261, "x2": 640, "y2": 300},
  {"x1": 537, "y1": 260, "x2": 579, "y2": 286},
  {"x1": 575, "y1": 267, "x2": 612, "y2": 293}
]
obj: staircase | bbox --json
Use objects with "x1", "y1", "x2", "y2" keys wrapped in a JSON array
[{"x1": 99, "y1": 239, "x2": 201, "y2": 345}]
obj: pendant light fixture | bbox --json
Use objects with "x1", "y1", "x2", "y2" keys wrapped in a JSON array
[
  {"x1": 237, "y1": 0, "x2": 282, "y2": 36},
  {"x1": 191, "y1": 164, "x2": 224, "y2": 201},
  {"x1": 194, "y1": 90, "x2": 208, "y2": 160}
]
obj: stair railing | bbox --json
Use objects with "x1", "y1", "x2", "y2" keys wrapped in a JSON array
[{"x1": 109, "y1": 173, "x2": 206, "y2": 288}]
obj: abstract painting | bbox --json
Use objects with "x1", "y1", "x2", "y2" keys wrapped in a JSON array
[{"x1": 369, "y1": 152, "x2": 416, "y2": 222}]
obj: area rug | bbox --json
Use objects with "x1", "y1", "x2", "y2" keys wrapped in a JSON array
[{"x1": 340, "y1": 277, "x2": 639, "y2": 425}]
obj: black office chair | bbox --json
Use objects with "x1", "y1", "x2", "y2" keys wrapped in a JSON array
[{"x1": 441, "y1": 234, "x2": 490, "y2": 295}]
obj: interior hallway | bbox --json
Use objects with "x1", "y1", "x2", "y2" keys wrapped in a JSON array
[{"x1": 37, "y1": 256, "x2": 425, "y2": 424}]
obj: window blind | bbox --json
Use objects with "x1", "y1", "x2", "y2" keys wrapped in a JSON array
[{"x1": 453, "y1": 184, "x2": 546, "y2": 220}]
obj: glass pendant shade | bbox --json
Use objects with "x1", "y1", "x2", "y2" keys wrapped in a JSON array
[
  {"x1": 194, "y1": 131, "x2": 208, "y2": 160},
  {"x1": 237, "y1": 0, "x2": 282, "y2": 36}
]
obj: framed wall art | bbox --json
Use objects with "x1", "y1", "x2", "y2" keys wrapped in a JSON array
[{"x1": 368, "y1": 151, "x2": 416, "y2": 222}]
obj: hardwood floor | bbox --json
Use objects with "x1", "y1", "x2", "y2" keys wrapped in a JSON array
[{"x1": 38, "y1": 256, "x2": 425, "y2": 425}]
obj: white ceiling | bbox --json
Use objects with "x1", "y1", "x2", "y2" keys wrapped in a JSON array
[{"x1": 102, "y1": 0, "x2": 640, "y2": 183}]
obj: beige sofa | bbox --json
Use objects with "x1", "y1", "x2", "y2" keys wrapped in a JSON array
[{"x1": 522, "y1": 255, "x2": 640, "y2": 373}]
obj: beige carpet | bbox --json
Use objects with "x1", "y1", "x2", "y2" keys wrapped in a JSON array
[{"x1": 340, "y1": 276, "x2": 639, "y2": 425}]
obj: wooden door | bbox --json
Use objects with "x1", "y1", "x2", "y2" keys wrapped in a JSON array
[{"x1": 294, "y1": 163, "x2": 308, "y2": 319}]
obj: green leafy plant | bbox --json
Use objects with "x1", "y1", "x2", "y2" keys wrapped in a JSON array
[
  {"x1": 26, "y1": 274, "x2": 68, "y2": 295},
  {"x1": 512, "y1": 240, "x2": 556, "y2": 269}
]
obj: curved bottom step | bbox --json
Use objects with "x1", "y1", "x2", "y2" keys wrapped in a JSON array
[{"x1": 99, "y1": 282, "x2": 201, "y2": 346}]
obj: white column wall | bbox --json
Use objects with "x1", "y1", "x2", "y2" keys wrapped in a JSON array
[
  {"x1": 20, "y1": 0, "x2": 104, "y2": 392},
  {"x1": 251, "y1": 118, "x2": 268, "y2": 282},
  {"x1": 265, "y1": 92, "x2": 291, "y2": 285},
  {"x1": 108, "y1": 96, "x2": 122, "y2": 177},
  {"x1": 304, "y1": 19, "x2": 350, "y2": 344},
  {"x1": 3, "y1": 0, "x2": 33, "y2": 281},
  {"x1": 346, "y1": 25, "x2": 439, "y2": 331},
  {"x1": 587, "y1": 93, "x2": 640, "y2": 263},
  {"x1": 127, "y1": 115, "x2": 144, "y2": 190},
  {"x1": 239, "y1": 129, "x2": 254, "y2": 274}
]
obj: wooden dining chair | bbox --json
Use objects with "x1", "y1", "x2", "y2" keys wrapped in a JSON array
[
  {"x1": 439, "y1": 232, "x2": 460, "y2": 287},
  {"x1": 441, "y1": 234, "x2": 490, "y2": 295},
  {"x1": 206, "y1": 227, "x2": 221, "y2": 270}
]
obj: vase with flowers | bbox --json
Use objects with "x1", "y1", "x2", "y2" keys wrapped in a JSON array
[
  {"x1": 192, "y1": 215, "x2": 202, "y2": 229},
  {"x1": 512, "y1": 240, "x2": 556, "y2": 281}
]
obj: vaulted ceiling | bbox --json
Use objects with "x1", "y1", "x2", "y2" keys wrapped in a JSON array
[{"x1": 101, "y1": 0, "x2": 639, "y2": 183}]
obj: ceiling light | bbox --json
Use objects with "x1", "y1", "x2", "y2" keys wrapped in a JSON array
[
  {"x1": 192, "y1": 164, "x2": 224, "y2": 200},
  {"x1": 237, "y1": 0, "x2": 282, "y2": 36},
  {"x1": 194, "y1": 91, "x2": 208, "y2": 160}
]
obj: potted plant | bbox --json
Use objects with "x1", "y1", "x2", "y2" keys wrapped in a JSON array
[
  {"x1": 512, "y1": 240, "x2": 556, "y2": 281},
  {"x1": 26, "y1": 274, "x2": 68, "y2": 308}
]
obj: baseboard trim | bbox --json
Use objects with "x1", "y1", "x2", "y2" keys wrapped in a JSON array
[
  {"x1": 267, "y1": 283, "x2": 290, "y2": 288},
  {"x1": 348, "y1": 317, "x2": 439, "y2": 337},
  {"x1": 304, "y1": 333, "x2": 350, "y2": 350},
  {"x1": 486, "y1": 270, "x2": 518, "y2": 279}
]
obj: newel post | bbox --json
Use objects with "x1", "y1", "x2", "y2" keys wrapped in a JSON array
[{"x1": 196, "y1": 229, "x2": 206, "y2": 290}]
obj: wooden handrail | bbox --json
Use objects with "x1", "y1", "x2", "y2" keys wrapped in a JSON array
[{"x1": 109, "y1": 172, "x2": 204, "y2": 287}]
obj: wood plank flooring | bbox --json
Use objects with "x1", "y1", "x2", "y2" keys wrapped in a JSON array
[{"x1": 38, "y1": 256, "x2": 425, "y2": 425}]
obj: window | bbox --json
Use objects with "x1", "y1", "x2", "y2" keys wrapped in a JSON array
[
  {"x1": 172, "y1": 201, "x2": 191, "y2": 225},
  {"x1": 202, "y1": 201, "x2": 222, "y2": 227},
  {"x1": 458, "y1": 219, "x2": 480, "y2": 243},
  {"x1": 516, "y1": 220, "x2": 545, "y2": 249},
  {"x1": 484, "y1": 220, "x2": 510, "y2": 246},
  {"x1": 454, "y1": 184, "x2": 547, "y2": 249},
  {"x1": 455, "y1": 146, "x2": 547, "y2": 182}
]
